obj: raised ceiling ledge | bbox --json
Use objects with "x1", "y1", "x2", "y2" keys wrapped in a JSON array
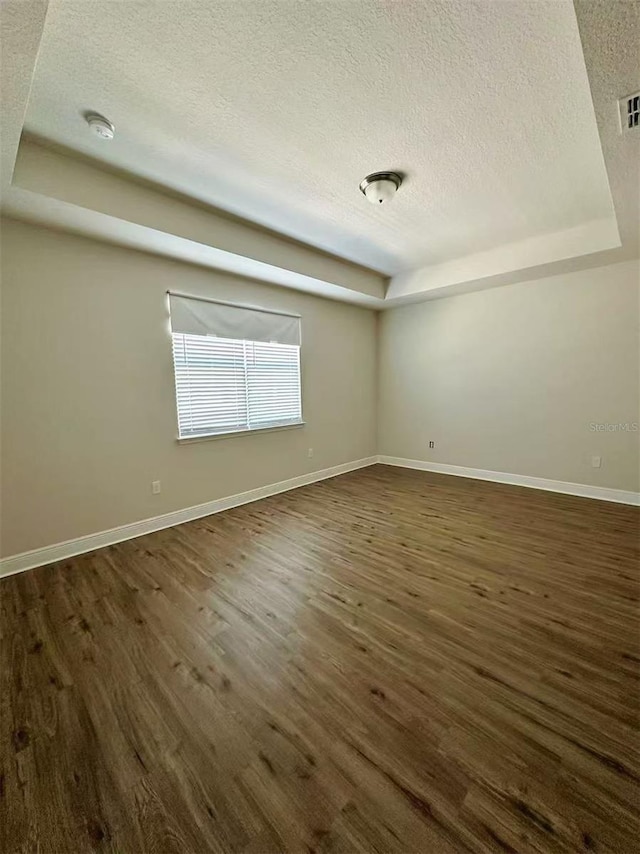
[
  {"x1": 1, "y1": 0, "x2": 637, "y2": 311},
  {"x1": 3, "y1": 135, "x2": 631, "y2": 310},
  {"x1": 6, "y1": 137, "x2": 388, "y2": 307},
  {"x1": 387, "y1": 216, "x2": 621, "y2": 300}
]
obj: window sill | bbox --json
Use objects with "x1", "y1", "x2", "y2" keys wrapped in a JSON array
[{"x1": 177, "y1": 421, "x2": 306, "y2": 444}]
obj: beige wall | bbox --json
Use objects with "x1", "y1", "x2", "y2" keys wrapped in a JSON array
[
  {"x1": 2, "y1": 221, "x2": 638, "y2": 560},
  {"x1": 378, "y1": 260, "x2": 640, "y2": 493},
  {"x1": 0, "y1": 219, "x2": 377, "y2": 557}
]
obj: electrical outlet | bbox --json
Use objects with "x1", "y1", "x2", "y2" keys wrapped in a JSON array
[
  {"x1": 429, "y1": 441, "x2": 435, "y2": 449},
  {"x1": 591, "y1": 456, "x2": 601, "y2": 469},
  {"x1": 307, "y1": 448, "x2": 314, "y2": 458},
  {"x1": 152, "y1": 480, "x2": 161, "y2": 494}
]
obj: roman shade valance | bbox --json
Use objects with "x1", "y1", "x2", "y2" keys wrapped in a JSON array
[{"x1": 168, "y1": 292, "x2": 301, "y2": 346}]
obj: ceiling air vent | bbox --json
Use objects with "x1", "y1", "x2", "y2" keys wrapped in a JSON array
[{"x1": 618, "y1": 92, "x2": 640, "y2": 133}]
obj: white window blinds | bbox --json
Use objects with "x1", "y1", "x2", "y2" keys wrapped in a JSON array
[{"x1": 169, "y1": 293, "x2": 302, "y2": 439}]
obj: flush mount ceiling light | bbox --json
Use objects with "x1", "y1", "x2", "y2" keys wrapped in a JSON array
[
  {"x1": 359, "y1": 171, "x2": 402, "y2": 205},
  {"x1": 86, "y1": 113, "x2": 115, "y2": 140}
]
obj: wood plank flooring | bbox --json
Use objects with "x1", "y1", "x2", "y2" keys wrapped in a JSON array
[{"x1": 1, "y1": 464, "x2": 639, "y2": 853}]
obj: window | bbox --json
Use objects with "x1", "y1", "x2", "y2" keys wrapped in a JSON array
[{"x1": 169, "y1": 292, "x2": 302, "y2": 439}]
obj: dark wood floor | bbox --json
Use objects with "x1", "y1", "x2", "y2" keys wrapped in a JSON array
[{"x1": 1, "y1": 465, "x2": 639, "y2": 854}]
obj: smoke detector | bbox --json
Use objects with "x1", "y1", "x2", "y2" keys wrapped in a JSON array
[
  {"x1": 359, "y1": 171, "x2": 402, "y2": 205},
  {"x1": 618, "y1": 92, "x2": 639, "y2": 133},
  {"x1": 86, "y1": 113, "x2": 115, "y2": 140}
]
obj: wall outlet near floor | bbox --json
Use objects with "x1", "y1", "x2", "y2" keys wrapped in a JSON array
[
  {"x1": 591, "y1": 456, "x2": 602, "y2": 468},
  {"x1": 307, "y1": 448, "x2": 314, "y2": 458},
  {"x1": 152, "y1": 480, "x2": 161, "y2": 494},
  {"x1": 429, "y1": 441, "x2": 435, "y2": 449}
]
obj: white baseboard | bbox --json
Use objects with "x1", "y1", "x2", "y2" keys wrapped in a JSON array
[
  {"x1": 3, "y1": 454, "x2": 636, "y2": 579},
  {"x1": 0, "y1": 456, "x2": 377, "y2": 578},
  {"x1": 377, "y1": 455, "x2": 640, "y2": 506}
]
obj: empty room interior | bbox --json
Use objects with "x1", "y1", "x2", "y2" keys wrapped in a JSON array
[{"x1": 1, "y1": 1, "x2": 639, "y2": 852}]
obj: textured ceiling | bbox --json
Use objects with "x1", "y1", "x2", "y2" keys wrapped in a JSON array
[
  {"x1": 574, "y1": 0, "x2": 640, "y2": 254},
  {"x1": 24, "y1": 0, "x2": 615, "y2": 275},
  {"x1": 0, "y1": 0, "x2": 48, "y2": 187}
]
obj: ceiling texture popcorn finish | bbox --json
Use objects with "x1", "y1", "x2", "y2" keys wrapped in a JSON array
[{"x1": 1, "y1": 0, "x2": 638, "y2": 307}]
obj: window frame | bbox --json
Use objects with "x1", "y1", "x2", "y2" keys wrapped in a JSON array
[
  {"x1": 176, "y1": 418, "x2": 306, "y2": 444},
  {"x1": 170, "y1": 318, "x2": 304, "y2": 443}
]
